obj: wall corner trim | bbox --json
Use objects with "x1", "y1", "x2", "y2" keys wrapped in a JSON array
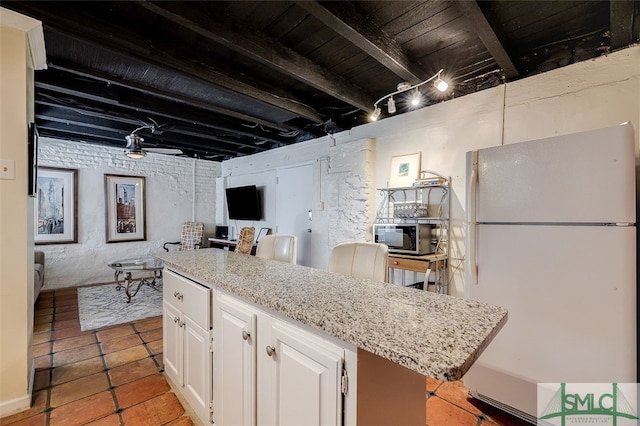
[{"x1": 0, "y1": 7, "x2": 47, "y2": 70}]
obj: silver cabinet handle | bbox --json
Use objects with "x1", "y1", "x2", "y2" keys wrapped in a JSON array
[
  {"x1": 265, "y1": 345, "x2": 276, "y2": 357},
  {"x1": 242, "y1": 330, "x2": 250, "y2": 341},
  {"x1": 176, "y1": 292, "x2": 183, "y2": 301},
  {"x1": 174, "y1": 291, "x2": 179, "y2": 297},
  {"x1": 174, "y1": 317, "x2": 179, "y2": 323}
]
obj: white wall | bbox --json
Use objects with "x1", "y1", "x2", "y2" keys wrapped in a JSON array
[
  {"x1": 37, "y1": 139, "x2": 220, "y2": 289},
  {"x1": 222, "y1": 45, "x2": 640, "y2": 297}
]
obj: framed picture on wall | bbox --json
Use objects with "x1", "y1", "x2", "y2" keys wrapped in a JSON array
[
  {"x1": 256, "y1": 227, "x2": 272, "y2": 243},
  {"x1": 35, "y1": 167, "x2": 78, "y2": 244},
  {"x1": 27, "y1": 122, "x2": 38, "y2": 197},
  {"x1": 388, "y1": 152, "x2": 421, "y2": 188},
  {"x1": 105, "y1": 174, "x2": 146, "y2": 243}
]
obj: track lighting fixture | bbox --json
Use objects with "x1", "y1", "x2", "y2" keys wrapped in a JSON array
[{"x1": 369, "y1": 69, "x2": 448, "y2": 121}]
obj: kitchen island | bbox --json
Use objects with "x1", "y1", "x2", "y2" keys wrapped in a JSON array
[{"x1": 156, "y1": 248, "x2": 507, "y2": 425}]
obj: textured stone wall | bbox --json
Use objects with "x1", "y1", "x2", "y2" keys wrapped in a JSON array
[{"x1": 37, "y1": 139, "x2": 220, "y2": 288}]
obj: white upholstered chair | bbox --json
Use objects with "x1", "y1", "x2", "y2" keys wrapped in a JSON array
[
  {"x1": 328, "y1": 242, "x2": 389, "y2": 282},
  {"x1": 255, "y1": 234, "x2": 297, "y2": 264}
]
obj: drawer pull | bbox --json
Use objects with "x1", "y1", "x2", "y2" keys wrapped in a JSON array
[
  {"x1": 393, "y1": 261, "x2": 399, "y2": 265},
  {"x1": 174, "y1": 291, "x2": 183, "y2": 301},
  {"x1": 265, "y1": 345, "x2": 276, "y2": 357},
  {"x1": 242, "y1": 330, "x2": 250, "y2": 341},
  {"x1": 174, "y1": 317, "x2": 179, "y2": 323}
]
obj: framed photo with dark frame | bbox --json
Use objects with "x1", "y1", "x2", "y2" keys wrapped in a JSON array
[
  {"x1": 35, "y1": 167, "x2": 78, "y2": 244},
  {"x1": 105, "y1": 174, "x2": 146, "y2": 243},
  {"x1": 27, "y1": 122, "x2": 38, "y2": 197}
]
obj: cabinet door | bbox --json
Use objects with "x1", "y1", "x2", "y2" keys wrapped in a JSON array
[
  {"x1": 183, "y1": 314, "x2": 212, "y2": 424},
  {"x1": 163, "y1": 301, "x2": 182, "y2": 385},
  {"x1": 266, "y1": 320, "x2": 344, "y2": 426},
  {"x1": 214, "y1": 294, "x2": 258, "y2": 426}
]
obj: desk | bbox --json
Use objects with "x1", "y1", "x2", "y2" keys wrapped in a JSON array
[
  {"x1": 388, "y1": 252, "x2": 447, "y2": 293},
  {"x1": 208, "y1": 237, "x2": 257, "y2": 255}
]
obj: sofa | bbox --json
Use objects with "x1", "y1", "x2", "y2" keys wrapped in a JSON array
[{"x1": 34, "y1": 250, "x2": 45, "y2": 303}]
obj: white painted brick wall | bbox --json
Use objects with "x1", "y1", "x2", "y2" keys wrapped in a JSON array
[{"x1": 37, "y1": 139, "x2": 220, "y2": 289}]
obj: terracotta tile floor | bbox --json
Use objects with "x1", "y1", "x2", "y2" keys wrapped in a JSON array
[{"x1": 1, "y1": 287, "x2": 530, "y2": 426}]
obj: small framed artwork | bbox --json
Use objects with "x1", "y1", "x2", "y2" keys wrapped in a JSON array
[
  {"x1": 388, "y1": 152, "x2": 421, "y2": 188},
  {"x1": 105, "y1": 174, "x2": 146, "y2": 243},
  {"x1": 27, "y1": 122, "x2": 38, "y2": 197},
  {"x1": 256, "y1": 227, "x2": 272, "y2": 243},
  {"x1": 35, "y1": 167, "x2": 78, "y2": 244}
]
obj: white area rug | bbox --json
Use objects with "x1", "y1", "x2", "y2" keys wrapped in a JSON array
[{"x1": 78, "y1": 280, "x2": 163, "y2": 331}]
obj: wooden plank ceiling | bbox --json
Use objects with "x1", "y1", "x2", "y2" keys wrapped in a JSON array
[{"x1": 3, "y1": 1, "x2": 638, "y2": 161}]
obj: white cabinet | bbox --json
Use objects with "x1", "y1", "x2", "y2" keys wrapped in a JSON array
[
  {"x1": 214, "y1": 291, "x2": 350, "y2": 426},
  {"x1": 213, "y1": 293, "x2": 257, "y2": 426},
  {"x1": 163, "y1": 269, "x2": 213, "y2": 424}
]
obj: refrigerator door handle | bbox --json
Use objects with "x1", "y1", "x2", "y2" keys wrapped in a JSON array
[{"x1": 467, "y1": 151, "x2": 479, "y2": 284}]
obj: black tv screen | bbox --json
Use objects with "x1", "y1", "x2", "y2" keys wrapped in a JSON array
[{"x1": 225, "y1": 185, "x2": 262, "y2": 220}]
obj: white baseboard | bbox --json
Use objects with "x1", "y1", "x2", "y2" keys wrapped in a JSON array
[
  {"x1": 0, "y1": 360, "x2": 34, "y2": 419},
  {"x1": 0, "y1": 393, "x2": 31, "y2": 419}
]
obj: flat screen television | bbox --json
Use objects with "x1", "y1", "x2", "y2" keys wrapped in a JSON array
[{"x1": 225, "y1": 185, "x2": 262, "y2": 220}]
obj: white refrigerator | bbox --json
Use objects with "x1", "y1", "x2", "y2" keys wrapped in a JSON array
[{"x1": 464, "y1": 123, "x2": 637, "y2": 423}]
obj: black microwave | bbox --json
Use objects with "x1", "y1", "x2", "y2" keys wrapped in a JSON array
[{"x1": 373, "y1": 223, "x2": 434, "y2": 255}]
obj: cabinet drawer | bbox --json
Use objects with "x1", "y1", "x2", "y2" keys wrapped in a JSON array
[{"x1": 164, "y1": 269, "x2": 211, "y2": 329}]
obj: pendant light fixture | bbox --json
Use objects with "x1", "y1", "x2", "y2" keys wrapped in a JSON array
[{"x1": 124, "y1": 133, "x2": 146, "y2": 159}]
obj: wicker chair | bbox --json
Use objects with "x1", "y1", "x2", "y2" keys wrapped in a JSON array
[
  {"x1": 163, "y1": 222, "x2": 204, "y2": 252},
  {"x1": 234, "y1": 227, "x2": 255, "y2": 254}
]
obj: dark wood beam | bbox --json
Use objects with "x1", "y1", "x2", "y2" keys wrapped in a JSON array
[
  {"x1": 36, "y1": 93, "x2": 280, "y2": 151},
  {"x1": 140, "y1": 1, "x2": 374, "y2": 112},
  {"x1": 8, "y1": 1, "x2": 323, "y2": 124},
  {"x1": 455, "y1": 0, "x2": 519, "y2": 78},
  {"x1": 610, "y1": 0, "x2": 636, "y2": 50},
  {"x1": 45, "y1": 59, "x2": 296, "y2": 142},
  {"x1": 296, "y1": 1, "x2": 426, "y2": 85}
]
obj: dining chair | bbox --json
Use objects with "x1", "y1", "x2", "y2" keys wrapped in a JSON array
[
  {"x1": 235, "y1": 227, "x2": 255, "y2": 254},
  {"x1": 255, "y1": 234, "x2": 297, "y2": 264},
  {"x1": 163, "y1": 222, "x2": 204, "y2": 252},
  {"x1": 328, "y1": 241, "x2": 389, "y2": 282}
]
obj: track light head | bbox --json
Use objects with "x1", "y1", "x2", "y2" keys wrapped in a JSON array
[
  {"x1": 410, "y1": 90, "x2": 421, "y2": 107},
  {"x1": 434, "y1": 77, "x2": 448, "y2": 92},
  {"x1": 387, "y1": 97, "x2": 396, "y2": 114},
  {"x1": 369, "y1": 106, "x2": 381, "y2": 121}
]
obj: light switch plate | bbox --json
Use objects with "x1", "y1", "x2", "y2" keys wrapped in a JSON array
[{"x1": 0, "y1": 159, "x2": 16, "y2": 180}]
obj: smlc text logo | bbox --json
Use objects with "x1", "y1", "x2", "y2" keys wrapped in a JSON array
[{"x1": 537, "y1": 383, "x2": 638, "y2": 426}]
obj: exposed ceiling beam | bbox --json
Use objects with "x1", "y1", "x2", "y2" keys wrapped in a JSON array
[
  {"x1": 455, "y1": 0, "x2": 519, "y2": 79},
  {"x1": 296, "y1": 1, "x2": 426, "y2": 85},
  {"x1": 45, "y1": 59, "x2": 301, "y2": 141},
  {"x1": 10, "y1": 1, "x2": 324, "y2": 124},
  {"x1": 35, "y1": 90, "x2": 286, "y2": 146},
  {"x1": 140, "y1": 0, "x2": 374, "y2": 112},
  {"x1": 610, "y1": 0, "x2": 636, "y2": 50}
]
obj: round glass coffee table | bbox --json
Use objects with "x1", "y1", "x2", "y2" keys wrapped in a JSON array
[{"x1": 107, "y1": 257, "x2": 164, "y2": 303}]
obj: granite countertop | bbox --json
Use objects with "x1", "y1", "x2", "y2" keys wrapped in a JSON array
[{"x1": 156, "y1": 248, "x2": 507, "y2": 381}]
